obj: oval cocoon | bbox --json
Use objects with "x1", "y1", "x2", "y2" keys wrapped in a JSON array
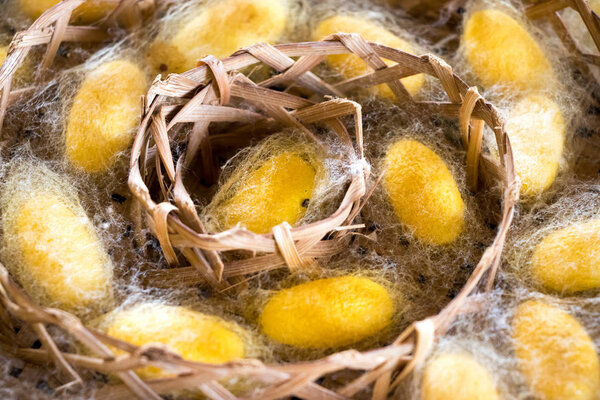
[
  {"x1": 462, "y1": 9, "x2": 554, "y2": 91},
  {"x1": 217, "y1": 151, "x2": 318, "y2": 234},
  {"x1": 383, "y1": 140, "x2": 464, "y2": 245},
  {"x1": 99, "y1": 303, "x2": 245, "y2": 379},
  {"x1": 260, "y1": 276, "x2": 395, "y2": 349},
  {"x1": 512, "y1": 300, "x2": 600, "y2": 400},
  {"x1": 505, "y1": 94, "x2": 565, "y2": 196},
  {"x1": 530, "y1": 219, "x2": 600, "y2": 294},
  {"x1": 2, "y1": 176, "x2": 113, "y2": 313},
  {"x1": 313, "y1": 15, "x2": 424, "y2": 99},
  {"x1": 19, "y1": 0, "x2": 117, "y2": 24},
  {"x1": 148, "y1": 0, "x2": 287, "y2": 74},
  {"x1": 421, "y1": 353, "x2": 499, "y2": 400},
  {"x1": 65, "y1": 60, "x2": 147, "y2": 173}
]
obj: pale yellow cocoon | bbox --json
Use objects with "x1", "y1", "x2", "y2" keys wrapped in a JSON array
[
  {"x1": 531, "y1": 219, "x2": 600, "y2": 294},
  {"x1": 313, "y1": 15, "x2": 424, "y2": 99},
  {"x1": 99, "y1": 303, "x2": 245, "y2": 379},
  {"x1": 18, "y1": 0, "x2": 117, "y2": 24},
  {"x1": 148, "y1": 0, "x2": 288, "y2": 74},
  {"x1": 512, "y1": 300, "x2": 600, "y2": 400},
  {"x1": 421, "y1": 353, "x2": 499, "y2": 400},
  {"x1": 2, "y1": 183, "x2": 113, "y2": 312},
  {"x1": 505, "y1": 94, "x2": 565, "y2": 197},
  {"x1": 217, "y1": 151, "x2": 318, "y2": 234},
  {"x1": 383, "y1": 140, "x2": 464, "y2": 245},
  {"x1": 260, "y1": 276, "x2": 395, "y2": 349},
  {"x1": 463, "y1": 9, "x2": 554, "y2": 92},
  {"x1": 65, "y1": 60, "x2": 147, "y2": 173}
]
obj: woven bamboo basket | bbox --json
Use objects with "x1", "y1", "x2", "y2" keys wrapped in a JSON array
[
  {"x1": 0, "y1": 33, "x2": 519, "y2": 399},
  {"x1": 0, "y1": 0, "x2": 155, "y2": 133}
]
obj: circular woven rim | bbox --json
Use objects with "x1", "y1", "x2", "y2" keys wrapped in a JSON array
[{"x1": 0, "y1": 33, "x2": 519, "y2": 400}]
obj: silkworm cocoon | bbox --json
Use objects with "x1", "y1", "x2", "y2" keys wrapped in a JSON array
[
  {"x1": 18, "y1": 0, "x2": 117, "y2": 24},
  {"x1": 382, "y1": 139, "x2": 464, "y2": 245},
  {"x1": 260, "y1": 276, "x2": 395, "y2": 349},
  {"x1": 505, "y1": 94, "x2": 565, "y2": 197},
  {"x1": 462, "y1": 9, "x2": 554, "y2": 91},
  {"x1": 99, "y1": 303, "x2": 245, "y2": 379},
  {"x1": 313, "y1": 15, "x2": 424, "y2": 99},
  {"x1": 530, "y1": 219, "x2": 600, "y2": 294},
  {"x1": 512, "y1": 300, "x2": 600, "y2": 400},
  {"x1": 148, "y1": 0, "x2": 288, "y2": 74},
  {"x1": 215, "y1": 151, "x2": 318, "y2": 234},
  {"x1": 1, "y1": 169, "x2": 113, "y2": 313},
  {"x1": 421, "y1": 353, "x2": 499, "y2": 400},
  {"x1": 65, "y1": 60, "x2": 147, "y2": 173}
]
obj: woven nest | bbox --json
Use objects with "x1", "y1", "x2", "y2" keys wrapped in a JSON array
[
  {"x1": 0, "y1": 0, "x2": 155, "y2": 133},
  {"x1": 0, "y1": 34, "x2": 519, "y2": 399}
]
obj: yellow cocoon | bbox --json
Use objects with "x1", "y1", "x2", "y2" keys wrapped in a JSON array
[
  {"x1": 383, "y1": 139, "x2": 465, "y2": 245},
  {"x1": 99, "y1": 303, "x2": 245, "y2": 379},
  {"x1": 18, "y1": 0, "x2": 117, "y2": 24},
  {"x1": 65, "y1": 60, "x2": 147, "y2": 173},
  {"x1": 462, "y1": 9, "x2": 554, "y2": 92},
  {"x1": 421, "y1": 353, "x2": 499, "y2": 400},
  {"x1": 217, "y1": 151, "x2": 318, "y2": 234},
  {"x1": 505, "y1": 94, "x2": 565, "y2": 197},
  {"x1": 530, "y1": 219, "x2": 600, "y2": 294},
  {"x1": 148, "y1": 0, "x2": 288, "y2": 74},
  {"x1": 1, "y1": 170, "x2": 113, "y2": 312},
  {"x1": 512, "y1": 300, "x2": 600, "y2": 400},
  {"x1": 260, "y1": 276, "x2": 395, "y2": 349},
  {"x1": 313, "y1": 15, "x2": 424, "y2": 99}
]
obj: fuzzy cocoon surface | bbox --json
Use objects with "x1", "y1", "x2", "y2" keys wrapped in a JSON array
[
  {"x1": 1, "y1": 162, "x2": 113, "y2": 314},
  {"x1": 313, "y1": 14, "x2": 424, "y2": 99},
  {"x1": 382, "y1": 139, "x2": 464, "y2": 245},
  {"x1": 259, "y1": 276, "x2": 395, "y2": 349},
  {"x1": 147, "y1": 0, "x2": 288, "y2": 74},
  {"x1": 97, "y1": 303, "x2": 246, "y2": 379},
  {"x1": 421, "y1": 353, "x2": 499, "y2": 400},
  {"x1": 18, "y1": 0, "x2": 117, "y2": 23},
  {"x1": 512, "y1": 300, "x2": 600, "y2": 400},
  {"x1": 505, "y1": 94, "x2": 565, "y2": 197},
  {"x1": 462, "y1": 8, "x2": 554, "y2": 92},
  {"x1": 65, "y1": 59, "x2": 147, "y2": 173}
]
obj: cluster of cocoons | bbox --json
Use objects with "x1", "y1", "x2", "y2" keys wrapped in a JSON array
[
  {"x1": 260, "y1": 276, "x2": 394, "y2": 349},
  {"x1": 313, "y1": 14, "x2": 424, "y2": 99},
  {"x1": 1, "y1": 164, "x2": 113, "y2": 313},
  {"x1": 382, "y1": 139, "x2": 464, "y2": 245},
  {"x1": 209, "y1": 150, "x2": 320, "y2": 234},
  {"x1": 65, "y1": 60, "x2": 147, "y2": 173},
  {"x1": 18, "y1": 0, "x2": 117, "y2": 23},
  {"x1": 530, "y1": 219, "x2": 600, "y2": 294},
  {"x1": 512, "y1": 300, "x2": 600, "y2": 400},
  {"x1": 421, "y1": 353, "x2": 499, "y2": 400},
  {"x1": 147, "y1": 0, "x2": 288, "y2": 74},
  {"x1": 97, "y1": 303, "x2": 245, "y2": 379}
]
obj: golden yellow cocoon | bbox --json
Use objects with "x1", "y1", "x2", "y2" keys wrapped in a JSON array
[
  {"x1": 463, "y1": 9, "x2": 554, "y2": 91},
  {"x1": 421, "y1": 353, "x2": 499, "y2": 400},
  {"x1": 383, "y1": 140, "x2": 464, "y2": 245},
  {"x1": 148, "y1": 0, "x2": 287, "y2": 74},
  {"x1": 530, "y1": 219, "x2": 600, "y2": 294},
  {"x1": 218, "y1": 151, "x2": 317, "y2": 234},
  {"x1": 66, "y1": 60, "x2": 147, "y2": 173},
  {"x1": 505, "y1": 94, "x2": 565, "y2": 197},
  {"x1": 313, "y1": 15, "x2": 424, "y2": 99},
  {"x1": 18, "y1": 0, "x2": 116, "y2": 24},
  {"x1": 100, "y1": 303, "x2": 245, "y2": 379},
  {"x1": 3, "y1": 188, "x2": 112, "y2": 312},
  {"x1": 260, "y1": 276, "x2": 394, "y2": 349},
  {"x1": 512, "y1": 300, "x2": 600, "y2": 400}
]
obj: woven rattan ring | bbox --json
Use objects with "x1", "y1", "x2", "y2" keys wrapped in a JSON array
[{"x1": 0, "y1": 36, "x2": 519, "y2": 399}]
